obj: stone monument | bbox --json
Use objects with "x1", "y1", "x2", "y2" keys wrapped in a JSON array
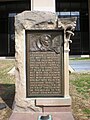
[{"x1": 9, "y1": 11, "x2": 76, "y2": 120}]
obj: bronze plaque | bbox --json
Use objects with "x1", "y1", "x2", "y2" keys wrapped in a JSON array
[{"x1": 26, "y1": 30, "x2": 64, "y2": 97}]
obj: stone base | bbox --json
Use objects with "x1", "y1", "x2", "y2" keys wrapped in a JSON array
[
  {"x1": 36, "y1": 97, "x2": 71, "y2": 106},
  {"x1": 9, "y1": 112, "x2": 74, "y2": 120},
  {"x1": 9, "y1": 106, "x2": 74, "y2": 120},
  {"x1": 42, "y1": 106, "x2": 71, "y2": 112}
]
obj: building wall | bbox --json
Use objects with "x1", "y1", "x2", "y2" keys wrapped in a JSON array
[{"x1": 88, "y1": 0, "x2": 90, "y2": 54}]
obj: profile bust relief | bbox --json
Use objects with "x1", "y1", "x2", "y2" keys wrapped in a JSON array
[{"x1": 30, "y1": 33, "x2": 63, "y2": 54}]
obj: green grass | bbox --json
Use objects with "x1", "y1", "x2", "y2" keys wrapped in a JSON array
[
  {"x1": 0, "y1": 60, "x2": 15, "y2": 84},
  {"x1": 70, "y1": 73, "x2": 90, "y2": 99},
  {"x1": 70, "y1": 57, "x2": 90, "y2": 61},
  {"x1": 83, "y1": 109, "x2": 90, "y2": 115},
  {"x1": 0, "y1": 60, "x2": 15, "y2": 120},
  {"x1": 70, "y1": 73, "x2": 90, "y2": 119}
]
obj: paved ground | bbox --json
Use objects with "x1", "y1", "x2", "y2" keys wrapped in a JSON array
[{"x1": 69, "y1": 60, "x2": 90, "y2": 72}]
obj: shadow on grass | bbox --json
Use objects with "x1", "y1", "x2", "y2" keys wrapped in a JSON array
[{"x1": 0, "y1": 84, "x2": 15, "y2": 108}]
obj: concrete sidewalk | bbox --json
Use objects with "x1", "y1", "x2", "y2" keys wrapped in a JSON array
[{"x1": 69, "y1": 60, "x2": 90, "y2": 72}]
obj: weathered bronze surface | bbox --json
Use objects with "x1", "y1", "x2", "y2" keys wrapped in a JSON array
[{"x1": 26, "y1": 30, "x2": 64, "y2": 97}]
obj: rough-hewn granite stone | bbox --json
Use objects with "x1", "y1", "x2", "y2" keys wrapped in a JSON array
[{"x1": 14, "y1": 11, "x2": 76, "y2": 112}]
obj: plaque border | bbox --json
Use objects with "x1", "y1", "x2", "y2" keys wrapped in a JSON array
[{"x1": 26, "y1": 29, "x2": 64, "y2": 98}]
